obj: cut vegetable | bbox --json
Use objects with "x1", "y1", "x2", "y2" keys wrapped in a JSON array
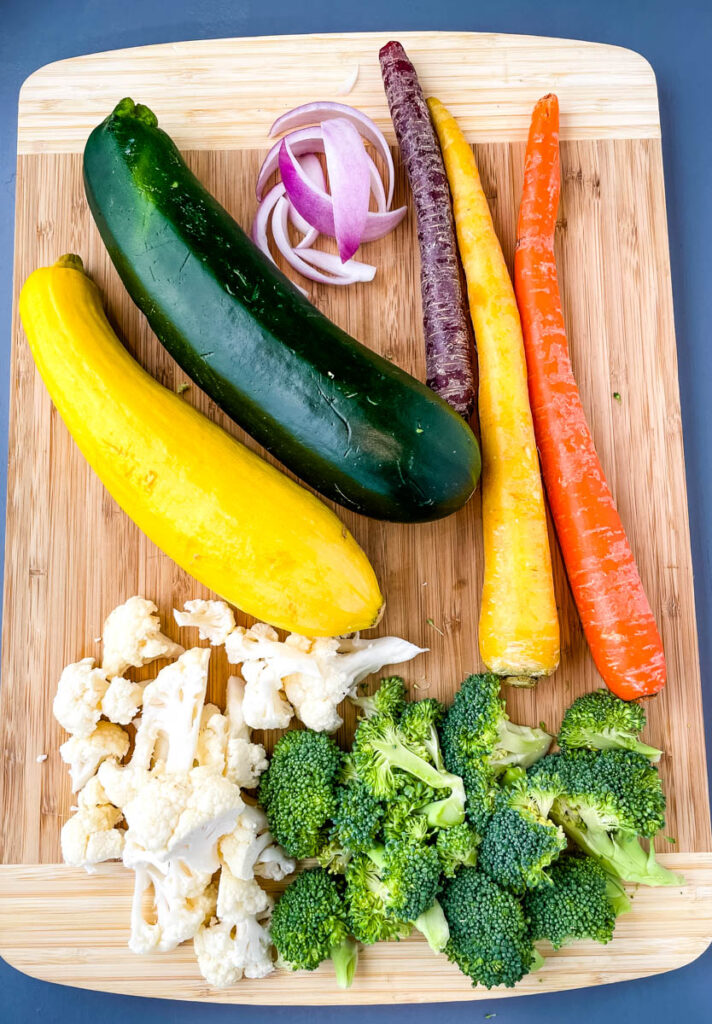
[
  {"x1": 322, "y1": 118, "x2": 370, "y2": 262},
  {"x1": 428, "y1": 97, "x2": 560, "y2": 678},
  {"x1": 379, "y1": 41, "x2": 475, "y2": 420},
  {"x1": 19, "y1": 255, "x2": 384, "y2": 636},
  {"x1": 514, "y1": 94, "x2": 665, "y2": 699}
]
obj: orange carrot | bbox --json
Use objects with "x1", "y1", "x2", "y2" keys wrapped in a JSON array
[{"x1": 514, "y1": 94, "x2": 666, "y2": 699}]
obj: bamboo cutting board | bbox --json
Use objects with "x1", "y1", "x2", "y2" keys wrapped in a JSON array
[{"x1": 1, "y1": 30, "x2": 711, "y2": 1005}]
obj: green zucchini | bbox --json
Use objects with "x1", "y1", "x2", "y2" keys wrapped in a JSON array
[{"x1": 83, "y1": 99, "x2": 480, "y2": 523}]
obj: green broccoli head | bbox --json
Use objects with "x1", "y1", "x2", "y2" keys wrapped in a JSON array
[
  {"x1": 440, "y1": 675, "x2": 552, "y2": 782},
  {"x1": 399, "y1": 698, "x2": 447, "y2": 768},
  {"x1": 555, "y1": 748, "x2": 666, "y2": 838},
  {"x1": 351, "y1": 712, "x2": 466, "y2": 827},
  {"x1": 258, "y1": 729, "x2": 343, "y2": 859},
  {"x1": 350, "y1": 676, "x2": 408, "y2": 721},
  {"x1": 525, "y1": 853, "x2": 629, "y2": 948},
  {"x1": 558, "y1": 690, "x2": 662, "y2": 762},
  {"x1": 441, "y1": 868, "x2": 542, "y2": 988},
  {"x1": 344, "y1": 852, "x2": 412, "y2": 945},
  {"x1": 380, "y1": 781, "x2": 436, "y2": 843},
  {"x1": 436, "y1": 822, "x2": 480, "y2": 877},
  {"x1": 332, "y1": 779, "x2": 384, "y2": 854},
  {"x1": 316, "y1": 837, "x2": 352, "y2": 875},
  {"x1": 271, "y1": 868, "x2": 357, "y2": 988},
  {"x1": 478, "y1": 799, "x2": 567, "y2": 893},
  {"x1": 380, "y1": 838, "x2": 442, "y2": 923},
  {"x1": 539, "y1": 749, "x2": 684, "y2": 887}
]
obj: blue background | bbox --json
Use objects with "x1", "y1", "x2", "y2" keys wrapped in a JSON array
[{"x1": 2, "y1": 0, "x2": 711, "y2": 1020}]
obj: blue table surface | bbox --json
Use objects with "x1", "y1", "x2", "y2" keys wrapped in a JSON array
[{"x1": 2, "y1": 0, "x2": 712, "y2": 1020}]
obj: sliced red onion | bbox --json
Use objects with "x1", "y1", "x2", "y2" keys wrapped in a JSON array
[
  {"x1": 269, "y1": 101, "x2": 395, "y2": 209},
  {"x1": 271, "y1": 197, "x2": 374, "y2": 287},
  {"x1": 251, "y1": 182, "x2": 284, "y2": 263},
  {"x1": 298, "y1": 246, "x2": 376, "y2": 282},
  {"x1": 289, "y1": 153, "x2": 324, "y2": 248},
  {"x1": 256, "y1": 128, "x2": 387, "y2": 215},
  {"x1": 279, "y1": 137, "x2": 407, "y2": 243},
  {"x1": 322, "y1": 118, "x2": 370, "y2": 263}
]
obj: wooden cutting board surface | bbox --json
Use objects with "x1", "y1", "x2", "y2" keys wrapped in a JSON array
[{"x1": 1, "y1": 30, "x2": 710, "y2": 1005}]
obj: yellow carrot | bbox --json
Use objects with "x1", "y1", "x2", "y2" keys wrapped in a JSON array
[{"x1": 427, "y1": 97, "x2": 559, "y2": 678}]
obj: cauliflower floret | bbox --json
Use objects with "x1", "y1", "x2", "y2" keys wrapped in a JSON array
[
  {"x1": 123, "y1": 766, "x2": 244, "y2": 874},
  {"x1": 225, "y1": 677, "x2": 268, "y2": 788},
  {"x1": 53, "y1": 658, "x2": 109, "y2": 737},
  {"x1": 101, "y1": 676, "x2": 144, "y2": 725},
  {"x1": 196, "y1": 704, "x2": 229, "y2": 774},
  {"x1": 240, "y1": 661, "x2": 293, "y2": 731},
  {"x1": 101, "y1": 596, "x2": 184, "y2": 678},
  {"x1": 61, "y1": 773, "x2": 124, "y2": 870},
  {"x1": 174, "y1": 599, "x2": 236, "y2": 646},
  {"x1": 97, "y1": 759, "x2": 152, "y2": 810},
  {"x1": 129, "y1": 863, "x2": 217, "y2": 954},
  {"x1": 194, "y1": 915, "x2": 274, "y2": 988},
  {"x1": 219, "y1": 804, "x2": 295, "y2": 882},
  {"x1": 226, "y1": 622, "x2": 426, "y2": 733},
  {"x1": 132, "y1": 648, "x2": 210, "y2": 772},
  {"x1": 217, "y1": 864, "x2": 272, "y2": 924},
  {"x1": 59, "y1": 722, "x2": 130, "y2": 792}
]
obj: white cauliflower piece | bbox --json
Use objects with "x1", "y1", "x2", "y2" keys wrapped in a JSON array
[
  {"x1": 101, "y1": 596, "x2": 184, "y2": 678},
  {"x1": 194, "y1": 916, "x2": 274, "y2": 988},
  {"x1": 241, "y1": 661, "x2": 293, "y2": 731},
  {"x1": 53, "y1": 658, "x2": 109, "y2": 737},
  {"x1": 123, "y1": 765, "x2": 244, "y2": 874},
  {"x1": 174, "y1": 599, "x2": 236, "y2": 646},
  {"x1": 97, "y1": 759, "x2": 152, "y2": 810},
  {"x1": 225, "y1": 677, "x2": 268, "y2": 788},
  {"x1": 216, "y1": 864, "x2": 272, "y2": 924},
  {"x1": 129, "y1": 863, "x2": 217, "y2": 954},
  {"x1": 132, "y1": 648, "x2": 210, "y2": 772},
  {"x1": 219, "y1": 804, "x2": 295, "y2": 882},
  {"x1": 196, "y1": 704, "x2": 229, "y2": 774},
  {"x1": 59, "y1": 722, "x2": 130, "y2": 791},
  {"x1": 227, "y1": 623, "x2": 426, "y2": 733},
  {"x1": 61, "y1": 773, "x2": 124, "y2": 870},
  {"x1": 101, "y1": 676, "x2": 144, "y2": 725}
]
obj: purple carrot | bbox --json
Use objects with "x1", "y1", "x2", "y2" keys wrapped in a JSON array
[{"x1": 379, "y1": 40, "x2": 475, "y2": 419}]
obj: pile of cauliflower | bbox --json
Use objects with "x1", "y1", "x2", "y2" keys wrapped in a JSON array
[{"x1": 54, "y1": 596, "x2": 424, "y2": 988}]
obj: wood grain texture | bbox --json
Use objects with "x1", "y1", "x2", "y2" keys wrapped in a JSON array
[
  {"x1": 2, "y1": 31, "x2": 710, "y2": 1004},
  {"x1": 17, "y1": 31, "x2": 660, "y2": 154},
  {"x1": 0, "y1": 857, "x2": 708, "y2": 1004}
]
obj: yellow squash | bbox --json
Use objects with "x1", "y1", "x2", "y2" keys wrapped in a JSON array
[
  {"x1": 428, "y1": 99, "x2": 559, "y2": 678},
  {"x1": 20, "y1": 255, "x2": 383, "y2": 636}
]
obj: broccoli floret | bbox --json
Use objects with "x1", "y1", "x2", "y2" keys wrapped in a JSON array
[
  {"x1": 556, "y1": 748, "x2": 666, "y2": 837},
  {"x1": 344, "y1": 852, "x2": 412, "y2": 944},
  {"x1": 380, "y1": 780, "x2": 437, "y2": 842},
  {"x1": 440, "y1": 674, "x2": 553, "y2": 773},
  {"x1": 317, "y1": 837, "x2": 352, "y2": 874},
  {"x1": 399, "y1": 698, "x2": 447, "y2": 768},
  {"x1": 271, "y1": 868, "x2": 358, "y2": 988},
  {"x1": 332, "y1": 779, "x2": 384, "y2": 854},
  {"x1": 436, "y1": 822, "x2": 480, "y2": 877},
  {"x1": 525, "y1": 853, "x2": 630, "y2": 948},
  {"x1": 258, "y1": 729, "x2": 343, "y2": 858},
  {"x1": 345, "y1": 837, "x2": 445, "y2": 950},
  {"x1": 479, "y1": 803, "x2": 566, "y2": 893},
  {"x1": 352, "y1": 712, "x2": 466, "y2": 827},
  {"x1": 558, "y1": 690, "x2": 662, "y2": 762},
  {"x1": 441, "y1": 868, "x2": 543, "y2": 988},
  {"x1": 533, "y1": 750, "x2": 684, "y2": 887},
  {"x1": 350, "y1": 676, "x2": 408, "y2": 721}
]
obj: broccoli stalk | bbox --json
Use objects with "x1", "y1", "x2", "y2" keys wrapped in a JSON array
[
  {"x1": 558, "y1": 690, "x2": 662, "y2": 762},
  {"x1": 330, "y1": 936, "x2": 360, "y2": 989},
  {"x1": 553, "y1": 811, "x2": 685, "y2": 887},
  {"x1": 352, "y1": 716, "x2": 466, "y2": 827}
]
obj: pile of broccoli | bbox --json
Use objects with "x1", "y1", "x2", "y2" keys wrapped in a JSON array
[{"x1": 262, "y1": 676, "x2": 679, "y2": 990}]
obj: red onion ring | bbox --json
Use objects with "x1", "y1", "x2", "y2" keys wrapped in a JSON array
[{"x1": 322, "y1": 118, "x2": 370, "y2": 263}]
